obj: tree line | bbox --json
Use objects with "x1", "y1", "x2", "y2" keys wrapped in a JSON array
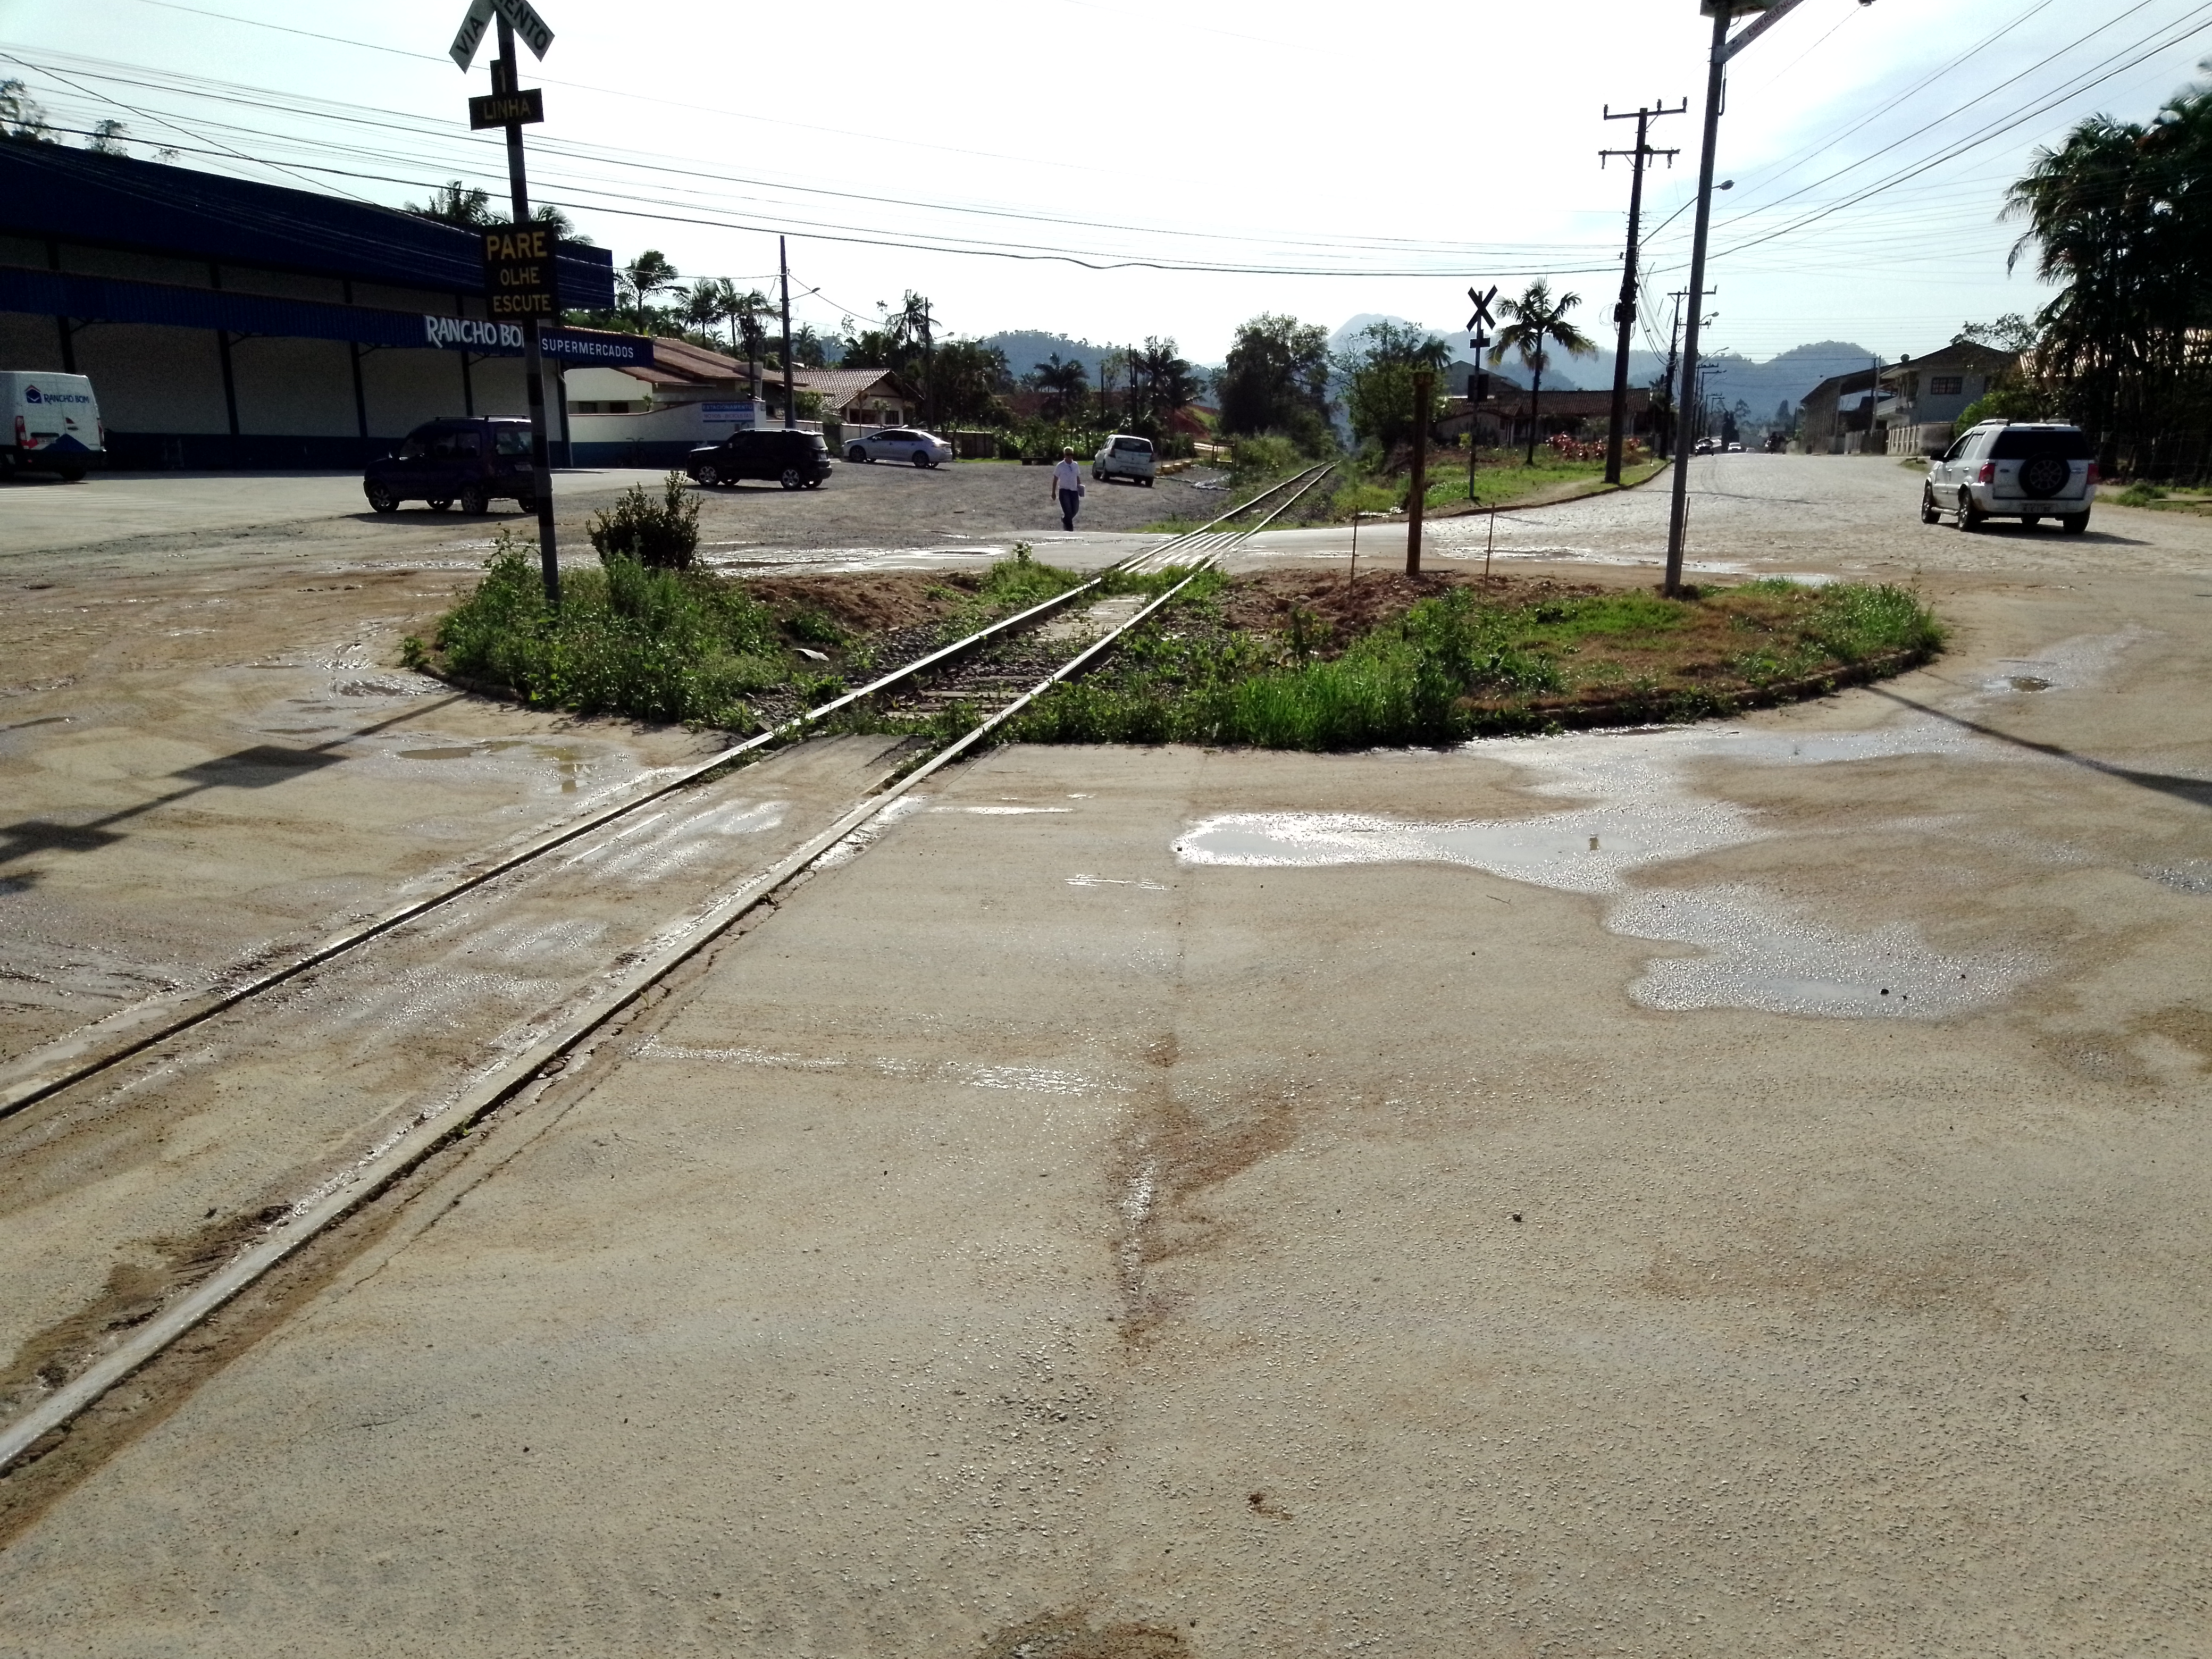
[{"x1": 1999, "y1": 76, "x2": 2212, "y2": 479}]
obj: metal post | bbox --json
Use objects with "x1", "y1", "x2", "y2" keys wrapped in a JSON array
[
  {"x1": 1406, "y1": 368, "x2": 1432, "y2": 576},
  {"x1": 1602, "y1": 102, "x2": 1680, "y2": 485},
  {"x1": 493, "y1": 21, "x2": 559, "y2": 607},
  {"x1": 1663, "y1": 5, "x2": 1730, "y2": 598},
  {"x1": 779, "y1": 237, "x2": 795, "y2": 431},
  {"x1": 1660, "y1": 289, "x2": 1686, "y2": 459}
]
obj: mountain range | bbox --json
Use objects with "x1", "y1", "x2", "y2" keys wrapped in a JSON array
[
  {"x1": 1331, "y1": 314, "x2": 1878, "y2": 418},
  {"x1": 975, "y1": 320, "x2": 1880, "y2": 420}
]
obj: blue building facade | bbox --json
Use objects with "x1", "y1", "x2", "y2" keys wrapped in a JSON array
[{"x1": 0, "y1": 141, "x2": 645, "y2": 468}]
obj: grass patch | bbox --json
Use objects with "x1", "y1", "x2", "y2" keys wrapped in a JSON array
[
  {"x1": 404, "y1": 535, "x2": 1096, "y2": 732},
  {"x1": 1006, "y1": 571, "x2": 1943, "y2": 750},
  {"x1": 1422, "y1": 454, "x2": 1663, "y2": 513}
]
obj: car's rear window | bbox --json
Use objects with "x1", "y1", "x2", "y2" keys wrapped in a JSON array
[
  {"x1": 1990, "y1": 428, "x2": 2092, "y2": 460},
  {"x1": 493, "y1": 428, "x2": 531, "y2": 456},
  {"x1": 1114, "y1": 438, "x2": 1152, "y2": 453}
]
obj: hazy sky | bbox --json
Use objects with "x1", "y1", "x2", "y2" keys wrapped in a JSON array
[{"x1": 3, "y1": 0, "x2": 2207, "y2": 365}]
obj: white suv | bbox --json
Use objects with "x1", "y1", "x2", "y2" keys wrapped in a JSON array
[
  {"x1": 1923, "y1": 421, "x2": 2097, "y2": 533},
  {"x1": 1092, "y1": 433, "x2": 1157, "y2": 486}
]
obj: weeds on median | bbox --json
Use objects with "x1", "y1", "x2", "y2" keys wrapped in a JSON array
[{"x1": 1007, "y1": 574, "x2": 1944, "y2": 751}]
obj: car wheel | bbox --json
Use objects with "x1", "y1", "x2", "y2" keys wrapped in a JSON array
[
  {"x1": 1955, "y1": 489, "x2": 1982, "y2": 532},
  {"x1": 696, "y1": 463, "x2": 720, "y2": 488},
  {"x1": 847, "y1": 445, "x2": 867, "y2": 463},
  {"x1": 1093, "y1": 467, "x2": 1105, "y2": 482},
  {"x1": 426, "y1": 497, "x2": 452, "y2": 513},
  {"x1": 2060, "y1": 512, "x2": 2090, "y2": 534},
  {"x1": 779, "y1": 466, "x2": 801, "y2": 490},
  {"x1": 56, "y1": 463, "x2": 85, "y2": 483},
  {"x1": 1142, "y1": 476, "x2": 1154, "y2": 488},
  {"x1": 460, "y1": 485, "x2": 489, "y2": 515},
  {"x1": 2022, "y1": 515, "x2": 2041, "y2": 528},
  {"x1": 515, "y1": 492, "x2": 537, "y2": 516},
  {"x1": 1919, "y1": 487, "x2": 1939, "y2": 524},
  {"x1": 911, "y1": 450, "x2": 931, "y2": 468},
  {"x1": 365, "y1": 483, "x2": 399, "y2": 514},
  {"x1": 805, "y1": 478, "x2": 822, "y2": 489}
]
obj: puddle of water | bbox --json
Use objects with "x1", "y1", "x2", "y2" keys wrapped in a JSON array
[
  {"x1": 1067, "y1": 874, "x2": 1168, "y2": 891},
  {"x1": 942, "y1": 805, "x2": 1071, "y2": 816},
  {"x1": 1172, "y1": 691, "x2": 2081, "y2": 1020}
]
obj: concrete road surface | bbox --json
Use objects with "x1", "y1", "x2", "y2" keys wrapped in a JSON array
[{"x1": 1, "y1": 456, "x2": 2209, "y2": 1656}]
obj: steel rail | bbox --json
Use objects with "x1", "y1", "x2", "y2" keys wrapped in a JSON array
[
  {"x1": 0, "y1": 467, "x2": 1321, "y2": 1122},
  {"x1": 0, "y1": 481, "x2": 1321, "y2": 1477}
]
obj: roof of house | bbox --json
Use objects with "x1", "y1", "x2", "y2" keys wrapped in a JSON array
[
  {"x1": 0, "y1": 139, "x2": 614, "y2": 308},
  {"x1": 783, "y1": 367, "x2": 918, "y2": 408}
]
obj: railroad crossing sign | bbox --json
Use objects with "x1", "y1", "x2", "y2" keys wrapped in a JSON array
[
  {"x1": 449, "y1": 0, "x2": 555, "y2": 71},
  {"x1": 1467, "y1": 284, "x2": 1497, "y2": 333}
]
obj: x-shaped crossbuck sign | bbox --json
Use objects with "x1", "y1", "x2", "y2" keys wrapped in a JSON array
[{"x1": 1466, "y1": 286, "x2": 1497, "y2": 333}]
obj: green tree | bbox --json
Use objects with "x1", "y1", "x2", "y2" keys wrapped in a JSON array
[
  {"x1": 1488, "y1": 279, "x2": 1598, "y2": 465},
  {"x1": 0, "y1": 79, "x2": 54, "y2": 143},
  {"x1": 1215, "y1": 313, "x2": 1331, "y2": 446},
  {"x1": 1027, "y1": 353, "x2": 1088, "y2": 423},
  {"x1": 1128, "y1": 337, "x2": 1199, "y2": 435},
  {"x1": 1340, "y1": 320, "x2": 1451, "y2": 461},
  {"x1": 930, "y1": 340, "x2": 1014, "y2": 426},
  {"x1": 2002, "y1": 92, "x2": 2212, "y2": 473},
  {"x1": 617, "y1": 250, "x2": 680, "y2": 333},
  {"x1": 406, "y1": 180, "x2": 585, "y2": 244},
  {"x1": 681, "y1": 278, "x2": 726, "y2": 345},
  {"x1": 791, "y1": 323, "x2": 830, "y2": 368}
]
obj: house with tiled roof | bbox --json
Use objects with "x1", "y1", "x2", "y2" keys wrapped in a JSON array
[{"x1": 562, "y1": 340, "x2": 924, "y2": 463}]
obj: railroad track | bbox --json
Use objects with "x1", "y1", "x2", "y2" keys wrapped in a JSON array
[{"x1": 0, "y1": 460, "x2": 1333, "y2": 1478}]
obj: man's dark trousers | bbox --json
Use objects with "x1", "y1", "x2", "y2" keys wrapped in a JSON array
[{"x1": 1059, "y1": 489, "x2": 1080, "y2": 531}]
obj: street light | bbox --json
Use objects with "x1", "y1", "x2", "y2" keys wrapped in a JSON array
[{"x1": 1664, "y1": 0, "x2": 1867, "y2": 594}]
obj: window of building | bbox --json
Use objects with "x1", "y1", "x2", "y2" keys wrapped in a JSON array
[{"x1": 1930, "y1": 375, "x2": 1963, "y2": 396}]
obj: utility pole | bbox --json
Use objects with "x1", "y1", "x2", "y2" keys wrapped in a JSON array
[
  {"x1": 1665, "y1": 0, "x2": 1830, "y2": 594},
  {"x1": 1601, "y1": 100, "x2": 1682, "y2": 484},
  {"x1": 779, "y1": 236, "x2": 794, "y2": 431},
  {"x1": 1406, "y1": 369, "x2": 1434, "y2": 576}
]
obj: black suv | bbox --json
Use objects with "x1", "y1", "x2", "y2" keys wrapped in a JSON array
[
  {"x1": 688, "y1": 428, "x2": 834, "y2": 490},
  {"x1": 363, "y1": 418, "x2": 537, "y2": 514}
]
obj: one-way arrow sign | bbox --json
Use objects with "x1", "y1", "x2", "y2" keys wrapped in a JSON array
[{"x1": 1466, "y1": 284, "x2": 1498, "y2": 333}]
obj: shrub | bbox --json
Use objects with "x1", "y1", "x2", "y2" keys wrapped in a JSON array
[{"x1": 587, "y1": 470, "x2": 702, "y2": 570}]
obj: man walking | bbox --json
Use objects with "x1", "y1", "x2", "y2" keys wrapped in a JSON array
[{"x1": 1051, "y1": 446, "x2": 1085, "y2": 532}]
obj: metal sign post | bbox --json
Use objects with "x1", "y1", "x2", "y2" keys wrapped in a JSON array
[
  {"x1": 1465, "y1": 284, "x2": 1496, "y2": 500},
  {"x1": 453, "y1": 0, "x2": 561, "y2": 605}
]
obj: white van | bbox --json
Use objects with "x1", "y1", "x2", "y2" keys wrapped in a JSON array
[
  {"x1": 1092, "y1": 432, "x2": 1157, "y2": 486},
  {"x1": 1, "y1": 371, "x2": 103, "y2": 481}
]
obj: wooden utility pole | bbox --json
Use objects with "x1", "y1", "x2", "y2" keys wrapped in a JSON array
[
  {"x1": 1405, "y1": 369, "x2": 1433, "y2": 575},
  {"x1": 1600, "y1": 100, "x2": 1682, "y2": 484}
]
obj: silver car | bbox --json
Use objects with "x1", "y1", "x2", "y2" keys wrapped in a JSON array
[
  {"x1": 1923, "y1": 420, "x2": 2097, "y2": 533},
  {"x1": 844, "y1": 426, "x2": 952, "y2": 468}
]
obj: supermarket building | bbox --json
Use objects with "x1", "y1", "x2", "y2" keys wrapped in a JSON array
[{"x1": 0, "y1": 139, "x2": 643, "y2": 468}]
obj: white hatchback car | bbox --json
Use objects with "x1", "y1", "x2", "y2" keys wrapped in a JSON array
[
  {"x1": 1923, "y1": 420, "x2": 2097, "y2": 533},
  {"x1": 1092, "y1": 433, "x2": 1157, "y2": 486},
  {"x1": 845, "y1": 427, "x2": 952, "y2": 468}
]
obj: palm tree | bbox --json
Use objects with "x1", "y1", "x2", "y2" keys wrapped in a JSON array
[
  {"x1": 682, "y1": 279, "x2": 725, "y2": 345},
  {"x1": 1028, "y1": 353, "x2": 1087, "y2": 423},
  {"x1": 1489, "y1": 279, "x2": 1598, "y2": 465},
  {"x1": 618, "y1": 250, "x2": 680, "y2": 334}
]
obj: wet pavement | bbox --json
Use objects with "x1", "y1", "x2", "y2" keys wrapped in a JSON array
[{"x1": 1, "y1": 455, "x2": 2210, "y2": 1655}]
